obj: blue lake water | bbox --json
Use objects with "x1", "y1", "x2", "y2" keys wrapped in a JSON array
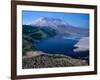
[{"x1": 35, "y1": 36, "x2": 89, "y2": 60}]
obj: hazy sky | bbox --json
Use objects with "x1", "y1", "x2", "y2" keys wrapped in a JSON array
[{"x1": 22, "y1": 11, "x2": 89, "y2": 29}]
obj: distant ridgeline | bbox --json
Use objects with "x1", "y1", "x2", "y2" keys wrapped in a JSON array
[{"x1": 22, "y1": 25, "x2": 58, "y2": 55}]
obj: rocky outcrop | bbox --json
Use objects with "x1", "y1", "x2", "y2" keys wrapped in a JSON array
[{"x1": 22, "y1": 51, "x2": 88, "y2": 69}]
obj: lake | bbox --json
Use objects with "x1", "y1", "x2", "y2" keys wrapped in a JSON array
[{"x1": 35, "y1": 36, "x2": 89, "y2": 60}]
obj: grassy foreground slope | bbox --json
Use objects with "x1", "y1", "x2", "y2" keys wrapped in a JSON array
[{"x1": 22, "y1": 51, "x2": 88, "y2": 69}]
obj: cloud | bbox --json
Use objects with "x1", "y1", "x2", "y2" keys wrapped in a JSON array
[{"x1": 74, "y1": 37, "x2": 89, "y2": 52}]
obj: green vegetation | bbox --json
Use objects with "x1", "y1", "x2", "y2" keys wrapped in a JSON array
[{"x1": 22, "y1": 25, "x2": 58, "y2": 56}]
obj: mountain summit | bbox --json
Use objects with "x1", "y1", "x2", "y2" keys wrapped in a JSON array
[
  {"x1": 30, "y1": 17, "x2": 88, "y2": 36},
  {"x1": 31, "y1": 17, "x2": 69, "y2": 29}
]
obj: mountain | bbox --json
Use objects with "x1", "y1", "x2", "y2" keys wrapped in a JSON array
[
  {"x1": 31, "y1": 17, "x2": 69, "y2": 29},
  {"x1": 31, "y1": 17, "x2": 89, "y2": 36}
]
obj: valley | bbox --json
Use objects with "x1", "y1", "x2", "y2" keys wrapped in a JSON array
[{"x1": 22, "y1": 17, "x2": 89, "y2": 68}]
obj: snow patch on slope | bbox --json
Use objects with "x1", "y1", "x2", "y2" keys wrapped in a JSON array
[{"x1": 74, "y1": 37, "x2": 89, "y2": 52}]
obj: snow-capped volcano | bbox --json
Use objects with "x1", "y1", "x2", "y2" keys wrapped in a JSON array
[
  {"x1": 31, "y1": 17, "x2": 69, "y2": 29},
  {"x1": 30, "y1": 17, "x2": 89, "y2": 36}
]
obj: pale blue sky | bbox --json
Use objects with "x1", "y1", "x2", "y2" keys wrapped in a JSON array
[{"x1": 22, "y1": 11, "x2": 89, "y2": 29}]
